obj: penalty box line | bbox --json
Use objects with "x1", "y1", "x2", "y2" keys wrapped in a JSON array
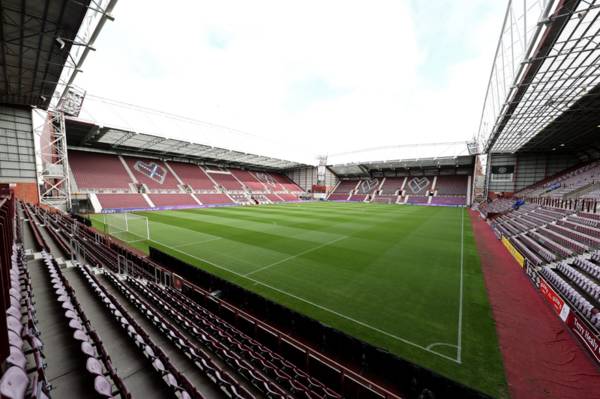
[
  {"x1": 110, "y1": 218, "x2": 463, "y2": 364},
  {"x1": 159, "y1": 242, "x2": 462, "y2": 364}
]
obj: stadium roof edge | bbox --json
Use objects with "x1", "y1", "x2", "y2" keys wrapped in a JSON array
[
  {"x1": 478, "y1": 0, "x2": 600, "y2": 154},
  {"x1": 328, "y1": 155, "x2": 475, "y2": 177},
  {"x1": 0, "y1": 0, "x2": 93, "y2": 108},
  {"x1": 64, "y1": 116, "x2": 310, "y2": 171}
]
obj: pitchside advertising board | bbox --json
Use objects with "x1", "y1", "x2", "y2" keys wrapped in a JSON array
[
  {"x1": 501, "y1": 236, "x2": 525, "y2": 268},
  {"x1": 498, "y1": 233, "x2": 600, "y2": 364},
  {"x1": 539, "y1": 277, "x2": 600, "y2": 364},
  {"x1": 525, "y1": 262, "x2": 540, "y2": 288},
  {"x1": 569, "y1": 313, "x2": 600, "y2": 364},
  {"x1": 539, "y1": 278, "x2": 571, "y2": 321}
]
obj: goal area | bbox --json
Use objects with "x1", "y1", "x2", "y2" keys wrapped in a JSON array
[
  {"x1": 372, "y1": 197, "x2": 395, "y2": 204},
  {"x1": 102, "y1": 213, "x2": 150, "y2": 243}
]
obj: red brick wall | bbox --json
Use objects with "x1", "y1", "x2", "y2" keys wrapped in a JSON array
[{"x1": 13, "y1": 183, "x2": 39, "y2": 204}]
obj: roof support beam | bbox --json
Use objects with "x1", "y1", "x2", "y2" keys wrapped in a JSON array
[{"x1": 485, "y1": 0, "x2": 578, "y2": 152}]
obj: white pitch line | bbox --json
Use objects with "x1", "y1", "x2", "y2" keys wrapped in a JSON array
[
  {"x1": 159, "y1": 241, "x2": 461, "y2": 364},
  {"x1": 426, "y1": 342, "x2": 459, "y2": 351},
  {"x1": 244, "y1": 236, "x2": 347, "y2": 277},
  {"x1": 457, "y1": 208, "x2": 465, "y2": 364},
  {"x1": 106, "y1": 211, "x2": 462, "y2": 364}
]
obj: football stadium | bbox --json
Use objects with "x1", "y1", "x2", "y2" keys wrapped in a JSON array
[{"x1": 1, "y1": 1, "x2": 600, "y2": 398}]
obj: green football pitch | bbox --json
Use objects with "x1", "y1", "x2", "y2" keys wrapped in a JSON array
[{"x1": 91, "y1": 202, "x2": 507, "y2": 397}]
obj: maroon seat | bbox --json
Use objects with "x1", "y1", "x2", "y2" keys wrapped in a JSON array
[
  {"x1": 7, "y1": 331, "x2": 22, "y2": 349},
  {"x1": 94, "y1": 375, "x2": 114, "y2": 397},
  {"x1": 230, "y1": 169, "x2": 267, "y2": 191},
  {"x1": 206, "y1": 171, "x2": 244, "y2": 190},
  {"x1": 73, "y1": 329, "x2": 89, "y2": 342},
  {"x1": 0, "y1": 366, "x2": 28, "y2": 399},
  {"x1": 167, "y1": 162, "x2": 215, "y2": 190},
  {"x1": 69, "y1": 150, "x2": 133, "y2": 190},
  {"x1": 152, "y1": 358, "x2": 165, "y2": 372},
  {"x1": 96, "y1": 194, "x2": 150, "y2": 210},
  {"x1": 6, "y1": 347, "x2": 26, "y2": 370},
  {"x1": 65, "y1": 310, "x2": 78, "y2": 320},
  {"x1": 6, "y1": 316, "x2": 22, "y2": 336},
  {"x1": 147, "y1": 194, "x2": 198, "y2": 207},
  {"x1": 68, "y1": 319, "x2": 83, "y2": 330},
  {"x1": 6, "y1": 306, "x2": 21, "y2": 320},
  {"x1": 86, "y1": 357, "x2": 104, "y2": 376},
  {"x1": 81, "y1": 342, "x2": 96, "y2": 357},
  {"x1": 434, "y1": 175, "x2": 468, "y2": 195}
]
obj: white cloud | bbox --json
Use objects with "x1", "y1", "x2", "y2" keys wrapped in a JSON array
[{"x1": 75, "y1": 0, "x2": 504, "y2": 164}]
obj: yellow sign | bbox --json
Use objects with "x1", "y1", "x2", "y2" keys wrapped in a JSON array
[{"x1": 502, "y1": 236, "x2": 525, "y2": 268}]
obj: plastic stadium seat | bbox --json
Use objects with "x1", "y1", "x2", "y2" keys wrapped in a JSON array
[{"x1": 0, "y1": 367, "x2": 28, "y2": 399}]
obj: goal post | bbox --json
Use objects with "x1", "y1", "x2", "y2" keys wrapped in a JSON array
[{"x1": 103, "y1": 213, "x2": 150, "y2": 243}]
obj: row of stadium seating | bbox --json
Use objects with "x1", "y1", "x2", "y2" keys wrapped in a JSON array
[
  {"x1": 10, "y1": 201, "x2": 134, "y2": 398},
  {"x1": 484, "y1": 160, "x2": 600, "y2": 338},
  {"x1": 33, "y1": 203, "x2": 213, "y2": 398},
  {"x1": 491, "y1": 206, "x2": 599, "y2": 265},
  {"x1": 329, "y1": 175, "x2": 469, "y2": 205},
  {"x1": 540, "y1": 260, "x2": 600, "y2": 330},
  {"x1": 517, "y1": 161, "x2": 600, "y2": 199},
  {"x1": 13, "y1": 201, "x2": 398, "y2": 399},
  {"x1": 0, "y1": 197, "x2": 51, "y2": 399},
  {"x1": 68, "y1": 150, "x2": 303, "y2": 211}
]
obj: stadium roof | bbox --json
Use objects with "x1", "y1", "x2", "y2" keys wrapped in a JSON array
[
  {"x1": 327, "y1": 141, "x2": 475, "y2": 176},
  {"x1": 0, "y1": 0, "x2": 92, "y2": 108},
  {"x1": 477, "y1": 0, "x2": 600, "y2": 154},
  {"x1": 65, "y1": 117, "x2": 308, "y2": 170}
]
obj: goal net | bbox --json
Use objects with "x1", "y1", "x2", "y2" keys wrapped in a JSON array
[
  {"x1": 103, "y1": 213, "x2": 150, "y2": 243},
  {"x1": 373, "y1": 197, "x2": 394, "y2": 204}
]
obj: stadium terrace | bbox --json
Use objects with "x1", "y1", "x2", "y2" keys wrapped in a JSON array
[{"x1": 1, "y1": 1, "x2": 600, "y2": 399}]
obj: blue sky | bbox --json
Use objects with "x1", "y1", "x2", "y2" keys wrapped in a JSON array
[{"x1": 76, "y1": 0, "x2": 506, "y2": 163}]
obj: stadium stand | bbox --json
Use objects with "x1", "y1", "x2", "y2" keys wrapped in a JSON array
[
  {"x1": 328, "y1": 193, "x2": 351, "y2": 201},
  {"x1": 123, "y1": 156, "x2": 180, "y2": 191},
  {"x1": 266, "y1": 194, "x2": 284, "y2": 202},
  {"x1": 479, "y1": 198, "x2": 515, "y2": 216},
  {"x1": 379, "y1": 177, "x2": 405, "y2": 195},
  {"x1": 250, "y1": 194, "x2": 270, "y2": 204},
  {"x1": 403, "y1": 176, "x2": 433, "y2": 196},
  {"x1": 194, "y1": 193, "x2": 234, "y2": 205},
  {"x1": 230, "y1": 169, "x2": 267, "y2": 192},
  {"x1": 406, "y1": 195, "x2": 429, "y2": 204},
  {"x1": 483, "y1": 157, "x2": 600, "y2": 372},
  {"x1": 330, "y1": 180, "x2": 358, "y2": 195},
  {"x1": 434, "y1": 175, "x2": 469, "y2": 196},
  {"x1": 355, "y1": 178, "x2": 380, "y2": 195},
  {"x1": 96, "y1": 193, "x2": 150, "y2": 209},
  {"x1": 431, "y1": 196, "x2": 466, "y2": 206},
  {"x1": 229, "y1": 193, "x2": 253, "y2": 204},
  {"x1": 206, "y1": 171, "x2": 245, "y2": 191},
  {"x1": 165, "y1": 162, "x2": 216, "y2": 191},
  {"x1": 372, "y1": 196, "x2": 398, "y2": 204},
  {"x1": 147, "y1": 194, "x2": 199, "y2": 207},
  {"x1": 69, "y1": 150, "x2": 133, "y2": 190},
  {"x1": 271, "y1": 172, "x2": 303, "y2": 192},
  {"x1": 0, "y1": 196, "x2": 51, "y2": 399},
  {"x1": 348, "y1": 194, "x2": 367, "y2": 202},
  {"x1": 517, "y1": 161, "x2": 600, "y2": 199},
  {"x1": 277, "y1": 193, "x2": 299, "y2": 201},
  {"x1": 67, "y1": 150, "x2": 307, "y2": 211}
]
